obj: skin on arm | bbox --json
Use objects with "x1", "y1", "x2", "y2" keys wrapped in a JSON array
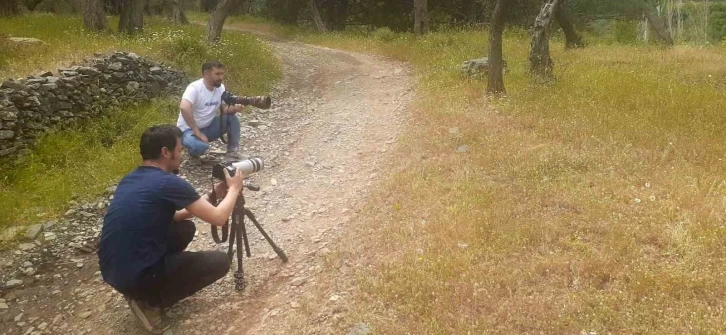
[
  {"x1": 180, "y1": 99, "x2": 207, "y2": 143},
  {"x1": 173, "y1": 182, "x2": 228, "y2": 223},
  {"x1": 176, "y1": 169, "x2": 244, "y2": 227}
]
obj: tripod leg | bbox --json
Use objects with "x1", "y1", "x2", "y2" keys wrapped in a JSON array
[
  {"x1": 227, "y1": 220, "x2": 236, "y2": 263},
  {"x1": 240, "y1": 212, "x2": 251, "y2": 258},
  {"x1": 234, "y1": 210, "x2": 246, "y2": 291},
  {"x1": 244, "y1": 209, "x2": 288, "y2": 263}
]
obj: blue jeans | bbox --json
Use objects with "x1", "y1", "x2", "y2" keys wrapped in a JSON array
[{"x1": 182, "y1": 114, "x2": 241, "y2": 157}]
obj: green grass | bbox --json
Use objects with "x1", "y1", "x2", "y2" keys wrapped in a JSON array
[
  {"x1": 220, "y1": 18, "x2": 726, "y2": 334},
  {"x1": 0, "y1": 14, "x2": 280, "y2": 230}
]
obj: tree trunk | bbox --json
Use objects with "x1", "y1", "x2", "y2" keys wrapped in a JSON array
[
  {"x1": 206, "y1": 0, "x2": 242, "y2": 43},
  {"x1": 529, "y1": 0, "x2": 559, "y2": 78},
  {"x1": 82, "y1": 0, "x2": 109, "y2": 31},
  {"x1": 640, "y1": 0, "x2": 674, "y2": 45},
  {"x1": 169, "y1": 0, "x2": 188, "y2": 24},
  {"x1": 118, "y1": 0, "x2": 145, "y2": 34},
  {"x1": 413, "y1": 0, "x2": 429, "y2": 35},
  {"x1": 555, "y1": 1, "x2": 584, "y2": 48},
  {"x1": 0, "y1": 0, "x2": 20, "y2": 16},
  {"x1": 487, "y1": 0, "x2": 508, "y2": 94},
  {"x1": 308, "y1": 0, "x2": 327, "y2": 32}
]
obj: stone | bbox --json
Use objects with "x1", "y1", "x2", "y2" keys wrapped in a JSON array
[
  {"x1": 457, "y1": 145, "x2": 470, "y2": 153},
  {"x1": 108, "y1": 62, "x2": 124, "y2": 71},
  {"x1": 18, "y1": 243, "x2": 36, "y2": 251},
  {"x1": 347, "y1": 323, "x2": 373, "y2": 335},
  {"x1": 37, "y1": 322, "x2": 48, "y2": 330},
  {"x1": 6, "y1": 279, "x2": 23, "y2": 288},
  {"x1": 7, "y1": 37, "x2": 46, "y2": 45},
  {"x1": 14, "y1": 312, "x2": 24, "y2": 322},
  {"x1": 0, "y1": 303, "x2": 8, "y2": 309},
  {"x1": 0, "y1": 129, "x2": 14, "y2": 139},
  {"x1": 460, "y1": 57, "x2": 508, "y2": 78},
  {"x1": 126, "y1": 81, "x2": 140, "y2": 91},
  {"x1": 25, "y1": 224, "x2": 43, "y2": 239},
  {"x1": 291, "y1": 277, "x2": 308, "y2": 287},
  {"x1": 52, "y1": 315, "x2": 63, "y2": 325},
  {"x1": 290, "y1": 301, "x2": 300, "y2": 308},
  {"x1": 449, "y1": 127, "x2": 459, "y2": 135},
  {"x1": 43, "y1": 221, "x2": 57, "y2": 230}
]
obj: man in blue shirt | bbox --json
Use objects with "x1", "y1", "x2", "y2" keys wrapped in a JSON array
[{"x1": 99, "y1": 124, "x2": 244, "y2": 333}]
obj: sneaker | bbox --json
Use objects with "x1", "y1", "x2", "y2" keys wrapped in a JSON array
[
  {"x1": 127, "y1": 298, "x2": 171, "y2": 334},
  {"x1": 224, "y1": 151, "x2": 243, "y2": 162},
  {"x1": 188, "y1": 155, "x2": 203, "y2": 166}
]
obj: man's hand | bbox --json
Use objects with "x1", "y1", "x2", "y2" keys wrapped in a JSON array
[
  {"x1": 223, "y1": 104, "x2": 245, "y2": 114},
  {"x1": 223, "y1": 168, "x2": 244, "y2": 192},
  {"x1": 194, "y1": 132, "x2": 209, "y2": 143}
]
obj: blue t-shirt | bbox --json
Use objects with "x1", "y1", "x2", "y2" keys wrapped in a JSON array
[{"x1": 98, "y1": 166, "x2": 200, "y2": 290}]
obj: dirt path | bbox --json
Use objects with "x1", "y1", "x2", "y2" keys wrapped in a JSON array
[{"x1": 0, "y1": 31, "x2": 414, "y2": 335}]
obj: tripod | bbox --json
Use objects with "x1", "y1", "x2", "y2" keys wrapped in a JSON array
[{"x1": 210, "y1": 180, "x2": 288, "y2": 290}]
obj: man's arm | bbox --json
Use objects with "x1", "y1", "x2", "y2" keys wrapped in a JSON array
[
  {"x1": 180, "y1": 169, "x2": 244, "y2": 227},
  {"x1": 220, "y1": 102, "x2": 245, "y2": 115},
  {"x1": 173, "y1": 182, "x2": 228, "y2": 222},
  {"x1": 180, "y1": 99, "x2": 207, "y2": 142}
]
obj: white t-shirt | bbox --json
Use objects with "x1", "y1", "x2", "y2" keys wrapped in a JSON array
[{"x1": 176, "y1": 79, "x2": 226, "y2": 132}]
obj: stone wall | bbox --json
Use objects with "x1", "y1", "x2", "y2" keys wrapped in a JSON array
[{"x1": 0, "y1": 52, "x2": 189, "y2": 158}]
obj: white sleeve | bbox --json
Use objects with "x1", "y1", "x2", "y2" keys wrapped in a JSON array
[{"x1": 181, "y1": 84, "x2": 197, "y2": 105}]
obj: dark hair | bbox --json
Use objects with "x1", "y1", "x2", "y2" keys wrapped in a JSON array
[
  {"x1": 202, "y1": 60, "x2": 225, "y2": 74},
  {"x1": 140, "y1": 124, "x2": 183, "y2": 160}
]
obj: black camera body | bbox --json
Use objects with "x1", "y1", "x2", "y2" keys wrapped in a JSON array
[{"x1": 212, "y1": 162, "x2": 237, "y2": 180}]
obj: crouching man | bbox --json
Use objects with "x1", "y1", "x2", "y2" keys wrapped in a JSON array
[{"x1": 98, "y1": 124, "x2": 244, "y2": 333}]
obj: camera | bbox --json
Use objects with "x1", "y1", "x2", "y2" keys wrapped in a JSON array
[
  {"x1": 221, "y1": 91, "x2": 272, "y2": 109},
  {"x1": 212, "y1": 157, "x2": 265, "y2": 180}
]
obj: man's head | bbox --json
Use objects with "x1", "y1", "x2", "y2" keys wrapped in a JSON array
[
  {"x1": 140, "y1": 125, "x2": 184, "y2": 172},
  {"x1": 202, "y1": 61, "x2": 225, "y2": 88}
]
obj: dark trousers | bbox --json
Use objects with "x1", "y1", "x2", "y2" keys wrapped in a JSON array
[{"x1": 121, "y1": 220, "x2": 230, "y2": 308}]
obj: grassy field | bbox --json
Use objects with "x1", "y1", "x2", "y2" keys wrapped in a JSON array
[
  {"x1": 220, "y1": 19, "x2": 726, "y2": 334},
  {"x1": 0, "y1": 14, "x2": 280, "y2": 232}
]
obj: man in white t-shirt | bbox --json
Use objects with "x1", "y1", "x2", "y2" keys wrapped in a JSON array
[{"x1": 177, "y1": 61, "x2": 245, "y2": 163}]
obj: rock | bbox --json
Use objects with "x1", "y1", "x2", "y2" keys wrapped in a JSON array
[
  {"x1": 7, "y1": 37, "x2": 46, "y2": 45},
  {"x1": 458, "y1": 242, "x2": 469, "y2": 249},
  {"x1": 248, "y1": 120, "x2": 261, "y2": 126},
  {"x1": 329, "y1": 294, "x2": 340, "y2": 302},
  {"x1": 456, "y1": 145, "x2": 469, "y2": 153},
  {"x1": 14, "y1": 312, "x2": 24, "y2": 322},
  {"x1": 126, "y1": 81, "x2": 140, "y2": 91},
  {"x1": 0, "y1": 130, "x2": 14, "y2": 139},
  {"x1": 108, "y1": 62, "x2": 123, "y2": 71},
  {"x1": 270, "y1": 178, "x2": 278, "y2": 186},
  {"x1": 449, "y1": 127, "x2": 459, "y2": 135},
  {"x1": 52, "y1": 315, "x2": 63, "y2": 325},
  {"x1": 44, "y1": 232, "x2": 56, "y2": 241},
  {"x1": 37, "y1": 322, "x2": 48, "y2": 330},
  {"x1": 25, "y1": 224, "x2": 43, "y2": 239},
  {"x1": 347, "y1": 322, "x2": 373, "y2": 335},
  {"x1": 6, "y1": 279, "x2": 23, "y2": 288},
  {"x1": 0, "y1": 303, "x2": 8, "y2": 309},
  {"x1": 80, "y1": 311, "x2": 92, "y2": 319},
  {"x1": 460, "y1": 57, "x2": 508, "y2": 78},
  {"x1": 291, "y1": 277, "x2": 308, "y2": 287},
  {"x1": 43, "y1": 221, "x2": 57, "y2": 230},
  {"x1": 105, "y1": 185, "x2": 117, "y2": 194},
  {"x1": 18, "y1": 243, "x2": 36, "y2": 251},
  {"x1": 290, "y1": 301, "x2": 300, "y2": 308},
  {"x1": 23, "y1": 261, "x2": 32, "y2": 267}
]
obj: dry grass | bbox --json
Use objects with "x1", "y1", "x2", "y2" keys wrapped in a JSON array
[{"x1": 220, "y1": 19, "x2": 726, "y2": 334}]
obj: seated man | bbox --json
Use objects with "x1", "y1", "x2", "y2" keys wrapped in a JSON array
[
  {"x1": 177, "y1": 60, "x2": 245, "y2": 163},
  {"x1": 98, "y1": 124, "x2": 245, "y2": 333}
]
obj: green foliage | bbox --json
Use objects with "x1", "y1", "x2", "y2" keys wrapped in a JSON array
[
  {"x1": 370, "y1": 27, "x2": 398, "y2": 42},
  {"x1": 613, "y1": 20, "x2": 639, "y2": 44},
  {"x1": 710, "y1": 3, "x2": 726, "y2": 42}
]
